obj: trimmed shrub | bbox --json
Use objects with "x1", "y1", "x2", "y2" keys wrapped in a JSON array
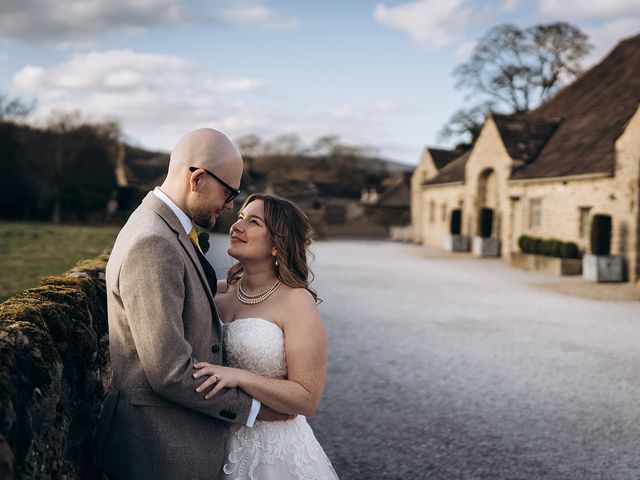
[
  {"x1": 590, "y1": 214, "x2": 612, "y2": 255},
  {"x1": 532, "y1": 237, "x2": 543, "y2": 255},
  {"x1": 548, "y1": 239, "x2": 563, "y2": 257},
  {"x1": 519, "y1": 235, "x2": 582, "y2": 259},
  {"x1": 478, "y1": 207, "x2": 493, "y2": 238},
  {"x1": 450, "y1": 209, "x2": 462, "y2": 235},
  {"x1": 561, "y1": 242, "x2": 580, "y2": 259},
  {"x1": 518, "y1": 235, "x2": 531, "y2": 253}
]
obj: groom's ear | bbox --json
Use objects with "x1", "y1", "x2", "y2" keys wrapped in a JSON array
[{"x1": 189, "y1": 169, "x2": 204, "y2": 192}]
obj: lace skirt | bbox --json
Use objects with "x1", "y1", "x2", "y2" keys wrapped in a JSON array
[{"x1": 222, "y1": 416, "x2": 339, "y2": 480}]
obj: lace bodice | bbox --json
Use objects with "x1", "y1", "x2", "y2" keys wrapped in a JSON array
[
  {"x1": 224, "y1": 318, "x2": 287, "y2": 378},
  {"x1": 221, "y1": 318, "x2": 339, "y2": 480}
]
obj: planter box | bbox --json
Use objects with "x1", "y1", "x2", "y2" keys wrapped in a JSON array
[
  {"x1": 582, "y1": 254, "x2": 625, "y2": 282},
  {"x1": 511, "y1": 252, "x2": 582, "y2": 276},
  {"x1": 473, "y1": 237, "x2": 500, "y2": 257},
  {"x1": 443, "y1": 235, "x2": 470, "y2": 252}
]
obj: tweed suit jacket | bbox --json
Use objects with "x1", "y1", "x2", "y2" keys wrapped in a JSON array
[{"x1": 97, "y1": 192, "x2": 252, "y2": 480}]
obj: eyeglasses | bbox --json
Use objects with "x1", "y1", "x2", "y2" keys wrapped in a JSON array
[{"x1": 189, "y1": 166, "x2": 240, "y2": 204}]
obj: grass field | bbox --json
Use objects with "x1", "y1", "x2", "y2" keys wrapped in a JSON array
[{"x1": 0, "y1": 222, "x2": 121, "y2": 302}]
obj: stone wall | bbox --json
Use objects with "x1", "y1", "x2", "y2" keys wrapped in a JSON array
[
  {"x1": 419, "y1": 184, "x2": 465, "y2": 249},
  {"x1": 0, "y1": 255, "x2": 110, "y2": 479}
]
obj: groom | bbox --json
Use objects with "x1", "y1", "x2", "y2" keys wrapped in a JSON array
[{"x1": 97, "y1": 128, "x2": 281, "y2": 479}]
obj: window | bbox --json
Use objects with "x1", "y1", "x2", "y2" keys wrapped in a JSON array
[
  {"x1": 429, "y1": 201, "x2": 435, "y2": 223},
  {"x1": 579, "y1": 207, "x2": 592, "y2": 238},
  {"x1": 441, "y1": 204, "x2": 447, "y2": 222},
  {"x1": 529, "y1": 198, "x2": 542, "y2": 229}
]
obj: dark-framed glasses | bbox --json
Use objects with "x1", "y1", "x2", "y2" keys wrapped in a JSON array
[{"x1": 189, "y1": 166, "x2": 240, "y2": 204}]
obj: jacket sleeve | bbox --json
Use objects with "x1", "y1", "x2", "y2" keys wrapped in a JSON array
[{"x1": 118, "y1": 233, "x2": 253, "y2": 424}]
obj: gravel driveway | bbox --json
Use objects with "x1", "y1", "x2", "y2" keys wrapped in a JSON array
[{"x1": 210, "y1": 236, "x2": 640, "y2": 480}]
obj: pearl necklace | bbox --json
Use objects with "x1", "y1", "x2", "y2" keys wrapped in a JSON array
[{"x1": 237, "y1": 278, "x2": 282, "y2": 305}]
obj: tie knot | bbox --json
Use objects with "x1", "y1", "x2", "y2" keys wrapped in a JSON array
[{"x1": 188, "y1": 227, "x2": 203, "y2": 255}]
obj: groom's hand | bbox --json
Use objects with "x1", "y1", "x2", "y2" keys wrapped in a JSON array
[{"x1": 257, "y1": 404, "x2": 295, "y2": 422}]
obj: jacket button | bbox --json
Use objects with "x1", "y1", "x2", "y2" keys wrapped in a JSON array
[{"x1": 211, "y1": 345, "x2": 220, "y2": 353}]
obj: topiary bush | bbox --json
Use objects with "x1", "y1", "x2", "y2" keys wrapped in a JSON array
[
  {"x1": 590, "y1": 214, "x2": 612, "y2": 255},
  {"x1": 561, "y1": 242, "x2": 580, "y2": 259},
  {"x1": 518, "y1": 235, "x2": 582, "y2": 259}
]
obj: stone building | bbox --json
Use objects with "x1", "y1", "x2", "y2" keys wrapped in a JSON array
[{"x1": 411, "y1": 33, "x2": 640, "y2": 282}]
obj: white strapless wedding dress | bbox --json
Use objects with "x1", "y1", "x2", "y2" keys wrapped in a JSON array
[{"x1": 221, "y1": 318, "x2": 339, "y2": 480}]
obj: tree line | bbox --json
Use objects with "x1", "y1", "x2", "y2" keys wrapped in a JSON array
[{"x1": 0, "y1": 108, "x2": 120, "y2": 223}]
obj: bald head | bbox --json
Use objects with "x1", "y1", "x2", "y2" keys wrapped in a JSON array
[
  {"x1": 168, "y1": 128, "x2": 242, "y2": 179},
  {"x1": 161, "y1": 128, "x2": 244, "y2": 229}
]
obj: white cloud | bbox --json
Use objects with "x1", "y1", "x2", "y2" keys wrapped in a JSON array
[
  {"x1": 0, "y1": 0, "x2": 299, "y2": 46},
  {"x1": 374, "y1": 0, "x2": 471, "y2": 48},
  {"x1": 9, "y1": 49, "x2": 266, "y2": 137},
  {"x1": 582, "y1": 18, "x2": 640, "y2": 66},
  {"x1": 204, "y1": 78, "x2": 265, "y2": 93},
  {"x1": 217, "y1": 2, "x2": 299, "y2": 29},
  {"x1": 11, "y1": 50, "x2": 195, "y2": 102},
  {"x1": 454, "y1": 40, "x2": 476, "y2": 59},
  {"x1": 7, "y1": 49, "x2": 421, "y2": 162},
  {"x1": 539, "y1": 0, "x2": 640, "y2": 20},
  {"x1": 499, "y1": 0, "x2": 519, "y2": 12}
]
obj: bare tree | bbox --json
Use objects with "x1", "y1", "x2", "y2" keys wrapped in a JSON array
[
  {"x1": 0, "y1": 92, "x2": 35, "y2": 119},
  {"x1": 309, "y1": 134, "x2": 377, "y2": 157},
  {"x1": 454, "y1": 22, "x2": 591, "y2": 113},
  {"x1": 438, "y1": 102, "x2": 494, "y2": 150},
  {"x1": 442, "y1": 22, "x2": 591, "y2": 147},
  {"x1": 235, "y1": 134, "x2": 263, "y2": 157},
  {"x1": 45, "y1": 110, "x2": 120, "y2": 222}
]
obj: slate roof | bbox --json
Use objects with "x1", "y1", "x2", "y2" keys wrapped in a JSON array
[
  {"x1": 424, "y1": 151, "x2": 470, "y2": 185},
  {"x1": 491, "y1": 114, "x2": 559, "y2": 165},
  {"x1": 512, "y1": 32, "x2": 640, "y2": 179},
  {"x1": 424, "y1": 32, "x2": 640, "y2": 186},
  {"x1": 428, "y1": 148, "x2": 465, "y2": 170}
]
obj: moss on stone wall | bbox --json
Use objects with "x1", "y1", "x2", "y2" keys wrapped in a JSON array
[{"x1": 0, "y1": 252, "x2": 111, "y2": 480}]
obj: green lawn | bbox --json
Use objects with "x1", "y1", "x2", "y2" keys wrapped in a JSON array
[{"x1": 0, "y1": 222, "x2": 121, "y2": 302}]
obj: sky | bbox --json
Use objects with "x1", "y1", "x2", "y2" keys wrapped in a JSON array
[{"x1": 1, "y1": 0, "x2": 639, "y2": 165}]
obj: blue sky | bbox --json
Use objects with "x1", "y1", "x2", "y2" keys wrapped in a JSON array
[{"x1": 1, "y1": 0, "x2": 639, "y2": 164}]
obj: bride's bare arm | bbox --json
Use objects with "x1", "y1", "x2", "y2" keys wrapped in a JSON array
[{"x1": 194, "y1": 289, "x2": 328, "y2": 417}]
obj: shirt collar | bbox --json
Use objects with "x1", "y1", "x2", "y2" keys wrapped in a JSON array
[{"x1": 153, "y1": 187, "x2": 193, "y2": 234}]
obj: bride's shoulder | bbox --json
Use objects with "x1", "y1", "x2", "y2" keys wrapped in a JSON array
[{"x1": 279, "y1": 286, "x2": 318, "y2": 314}]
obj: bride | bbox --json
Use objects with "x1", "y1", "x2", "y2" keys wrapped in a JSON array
[{"x1": 192, "y1": 193, "x2": 339, "y2": 480}]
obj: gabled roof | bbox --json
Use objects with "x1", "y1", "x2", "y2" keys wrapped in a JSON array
[
  {"x1": 427, "y1": 147, "x2": 465, "y2": 170},
  {"x1": 492, "y1": 114, "x2": 559, "y2": 164},
  {"x1": 374, "y1": 179, "x2": 410, "y2": 206},
  {"x1": 424, "y1": 151, "x2": 470, "y2": 185},
  {"x1": 511, "y1": 32, "x2": 640, "y2": 179}
]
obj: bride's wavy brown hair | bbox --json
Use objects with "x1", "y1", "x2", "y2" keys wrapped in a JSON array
[{"x1": 226, "y1": 193, "x2": 319, "y2": 303}]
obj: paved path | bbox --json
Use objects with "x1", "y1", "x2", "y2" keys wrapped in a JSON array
[{"x1": 211, "y1": 237, "x2": 640, "y2": 480}]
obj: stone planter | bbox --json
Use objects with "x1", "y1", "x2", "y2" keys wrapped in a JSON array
[
  {"x1": 582, "y1": 254, "x2": 625, "y2": 282},
  {"x1": 443, "y1": 234, "x2": 470, "y2": 252},
  {"x1": 473, "y1": 237, "x2": 501, "y2": 257},
  {"x1": 511, "y1": 252, "x2": 582, "y2": 276}
]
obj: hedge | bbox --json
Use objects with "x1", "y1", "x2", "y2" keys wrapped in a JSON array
[{"x1": 518, "y1": 235, "x2": 581, "y2": 259}]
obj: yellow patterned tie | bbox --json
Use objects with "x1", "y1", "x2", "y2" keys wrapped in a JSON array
[{"x1": 188, "y1": 227, "x2": 204, "y2": 255}]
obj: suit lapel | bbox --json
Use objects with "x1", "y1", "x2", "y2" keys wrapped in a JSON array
[{"x1": 141, "y1": 193, "x2": 217, "y2": 309}]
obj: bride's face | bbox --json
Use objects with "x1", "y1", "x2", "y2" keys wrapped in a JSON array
[{"x1": 228, "y1": 199, "x2": 276, "y2": 262}]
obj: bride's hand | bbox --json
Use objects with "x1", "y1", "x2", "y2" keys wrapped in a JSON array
[{"x1": 192, "y1": 363, "x2": 245, "y2": 399}]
